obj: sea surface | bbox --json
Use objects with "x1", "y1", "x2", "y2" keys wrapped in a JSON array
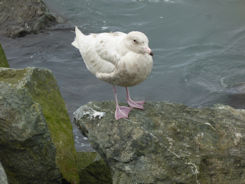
[{"x1": 1, "y1": 0, "x2": 245, "y2": 151}]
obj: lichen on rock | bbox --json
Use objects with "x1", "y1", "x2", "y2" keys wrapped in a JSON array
[
  {"x1": 0, "y1": 67, "x2": 79, "y2": 183},
  {"x1": 0, "y1": 43, "x2": 9, "y2": 67},
  {"x1": 74, "y1": 101, "x2": 245, "y2": 184},
  {"x1": 74, "y1": 103, "x2": 105, "y2": 120}
]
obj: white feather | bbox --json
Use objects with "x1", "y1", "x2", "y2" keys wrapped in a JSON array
[{"x1": 71, "y1": 26, "x2": 83, "y2": 49}]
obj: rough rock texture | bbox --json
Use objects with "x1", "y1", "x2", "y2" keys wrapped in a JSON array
[
  {"x1": 79, "y1": 159, "x2": 112, "y2": 184},
  {"x1": 0, "y1": 162, "x2": 8, "y2": 184},
  {"x1": 0, "y1": 67, "x2": 79, "y2": 183},
  {"x1": 0, "y1": 43, "x2": 9, "y2": 67},
  {"x1": 74, "y1": 101, "x2": 245, "y2": 184},
  {"x1": 77, "y1": 152, "x2": 112, "y2": 184},
  {"x1": 0, "y1": 0, "x2": 57, "y2": 37},
  {"x1": 225, "y1": 82, "x2": 245, "y2": 109},
  {"x1": 0, "y1": 69, "x2": 61, "y2": 184}
]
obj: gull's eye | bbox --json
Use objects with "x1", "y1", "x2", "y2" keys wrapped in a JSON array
[{"x1": 133, "y1": 39, "x2": 138, "y2": 44}]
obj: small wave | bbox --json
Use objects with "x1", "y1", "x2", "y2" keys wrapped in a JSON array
[
  {"x1": 222, "y1": 26, "x2": 245, "y2": 54},
  {"x1": 101, "y1": 26, "x2": 109, "y2": 30}
]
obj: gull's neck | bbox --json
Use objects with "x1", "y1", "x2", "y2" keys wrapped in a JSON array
[{"x1": 117, "y1": 36, "x2": 129, "y2": 56}]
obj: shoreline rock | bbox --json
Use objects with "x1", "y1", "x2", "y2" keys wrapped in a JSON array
[
  {"x1": 77, "y1": 152, "x2": 112, "y2": 184},
  {"x1": 0, "y1": 67, "x2": 79, "y2": 183},
  {"x1": 0, "y1": 162, "x2": 8, "y2": 184},
  {"x1": 0, "y1": 68, "x2": 62, "y2": 184},
  {"x1": 74, "y1": 101, "x2": 245, "y2": 184},
  {"x1": 0, "y1": 0, "x2": 59, "y2": 38}
]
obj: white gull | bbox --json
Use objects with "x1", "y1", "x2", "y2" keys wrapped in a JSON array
[{"x1": 72, "y1": 27, "x2": 153, "y2": 120}]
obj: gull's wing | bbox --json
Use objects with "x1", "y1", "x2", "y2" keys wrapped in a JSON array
[
  {"x1": 72, "y1": 27, "x2": 122, "y2": 75},
  {"x1": 94, "y1": 32, "x2": 126, "y2": 67}
]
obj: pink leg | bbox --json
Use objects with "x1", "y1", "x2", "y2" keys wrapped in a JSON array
[
  {"x1": 113, "y1": 86, "x2": 132, "y2": 120},
  {"x1": 126, "y1": 87, "x2": 144, "y2": 109}
]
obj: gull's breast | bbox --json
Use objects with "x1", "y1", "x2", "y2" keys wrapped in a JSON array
[{"x1": 115, "y1": 53, "x2": 153, "y2": 87}]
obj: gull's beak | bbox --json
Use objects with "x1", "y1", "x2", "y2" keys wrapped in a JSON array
[
  {"x1": 149, "y1": 51, "x2": 153, "y2": 56},
  {"x1": 145, "y1": 47, "x2": 153, "y2": 56}
]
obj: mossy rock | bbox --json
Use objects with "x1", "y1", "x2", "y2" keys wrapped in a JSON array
[
  {"x1": 0, "y1": 43, "x2": 9, "y2": 67},
  {"x1": 76, "y1": 152, "x2": 98, "y2": 171},
  {"x1": 76, "y1": 152, "x2": 112, "y2": 184},
  {"x1": 0, "y1": 67, "x2": 79, "y2": 183},
  {"x1": 0, "y1": 69, "x2": 62, "y2": 184}
]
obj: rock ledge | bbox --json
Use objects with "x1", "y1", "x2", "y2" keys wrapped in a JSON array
[{"x1": 74, "y1": 101, "x2": 245, "y2": 184}]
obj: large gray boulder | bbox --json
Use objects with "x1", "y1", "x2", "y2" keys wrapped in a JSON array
[
  {"x1": 74, "y1": 101, "x2": 245, "y2": 184},
  {"x1": 0, "y1": 67, "x2": 79, "y2": 183},
  {"x1": 0, "y1": 162, "x2": 8, "y2": 184},
  {"x1": 0, "y1": 73, "x2": 61, "y2": 184},
  {"x1": 0, "y1": 0, "x2": 58, "y2": 37}
]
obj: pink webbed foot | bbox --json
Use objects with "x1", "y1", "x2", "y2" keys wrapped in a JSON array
[
  {"x1": 115, "y1": 105, "x2": 132, "y2": 120},
  {"x1": 127, "y1": 99, "x2": 145, "y2": 110}
]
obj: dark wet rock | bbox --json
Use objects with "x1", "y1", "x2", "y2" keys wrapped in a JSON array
[
  {"x1": 74, "y1": 101, "x2": 245, "y2": 184},
  {"x1": 0, "y1": 43, "x2": 9, "y2": 67},
  {"x1": 77, "y1": 152, "x2": 112, "y2": 184},
  {"x1": 227, "y1": 82, "x2": 245, "y2": 95},
  {"x1": 0, "y1": 162, "x2": 8, "y2": 184},
  {"x1": 0, "y1": 67, "x2": 79, "y2": 183},
  {"x1": 225, "y1": 82, "x2": 245, "y2": 109},
  {"x1": 0, "y1": 0, "x2": 58, "y2": 38}
]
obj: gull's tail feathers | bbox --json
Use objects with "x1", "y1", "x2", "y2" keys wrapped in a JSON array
[{"x1": 71, "y1": 26, "x2": 85, "y2": 49}]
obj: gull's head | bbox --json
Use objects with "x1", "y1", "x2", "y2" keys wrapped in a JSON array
[{"x1": 125, "y1": 31, "x2": 153, "y2": 56}]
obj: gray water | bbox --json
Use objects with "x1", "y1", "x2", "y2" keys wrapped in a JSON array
[{"x1": 1, "y1": 0, "x2": 245, "y2": 151}]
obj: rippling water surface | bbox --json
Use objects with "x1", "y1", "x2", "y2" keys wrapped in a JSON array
[{"x1": 1, "y1": 0, "x2": 245, "y2": 150}]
